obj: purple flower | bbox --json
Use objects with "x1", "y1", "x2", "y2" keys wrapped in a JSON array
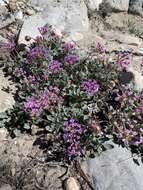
[
  {"x1": 81, "y1": 80, "x2": 99, "y2": 96},
  {"x1": 24, "y1": 86, "x2": 63, "y2": 117},
  {"x1": 64, "y1": 55, "x2": 79, "y2": 65},
  {"x1": 27, "y1": 46, "x2": 48, "y2": 63},
  {"x1": 62, "y1": 42, "x2": 75, "y2": 52},
  {"x1": 38, "y1": 26, "x2": 48, "y2": 35},
  {"x1": 48, "y1": 60, "x2": 62, "y2": 74},
  {"x1": 63, "y1": 119, "x2": 83, "y2": 158},
  {"x1": 35, "y1": 35, "x2": 44, "y2": 44},
  {"x1": 133, "y1": 136, "x2": 143, "y2": 146},
  {"x1": 24, "y1": 95, "x2": 42, "y2": 117},
  {"x1": 67, "y1": 143, "x2": 83, "y2": 157},
  {"x1": 88, "y1": 120, "x2": 102, "y2": 135},
  {"x1": 117, "y1": 51, "x2": 131, "y2": 70},
  {"x1": 96, "y1": 42, "x2": 106, "y2": 55}
]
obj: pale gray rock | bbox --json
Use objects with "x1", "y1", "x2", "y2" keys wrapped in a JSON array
[
  {"x1": 0, "y1": 128, "x2": 9, "y2": 142},
  {"x1": 88, "y1": 145, "x2": 143, "y2": 190},
  {"x1": 65, "y1": 177, "x2": 80, "y2": 190},
  {"x1": 0, "y1": 90, "x2": 15, "y2": 112},
  {"x1": 0, "y1": 6, "x2": 15, "y2": 29},
  {"x1": 128, "y1": 66, "x2": 143, "y2": 91},
  {"x1": 85, "y1": 0, "x2": 103, "y2": 10},
  {"x1": 0, "y1": 185, "x2": 12, "y2": 190},
  {"x1": 105, "y1": 0, "x2": 130, "y2": 12},
  {"x1": 0, "y1": 0, "x2": 8, "y2": 6},
  {"x1": 101, "y1": 31, "x2": 142, "y2": 46},
  {"x1": 129, "y1": 0, "x2": 143, "y2": 16},
  {"x1": 0, "y1": 70, "x2": 15, "y2": 112},
  {"x1": 0, "y1": 35, "x2": 7, "y2": 43},
  {"x1": 20, "y1": 0, "x2": 89, "y2": 44},
  {"x1": 18, "y1": 14, "x2": 46, "y2": 44}
]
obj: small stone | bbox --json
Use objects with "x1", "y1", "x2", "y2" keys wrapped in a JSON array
[
  {"x1": 0, "y1": 128, "x2": 8, "y2": 141},
  {"x1": 14, "y1": 10, "x2": 23, "y2": 20},
  {"x1": 86, "y1": 0, "x2": 103, "y2": 11},
  {"x1": 65, "y1": 177, "x2": 80, "y2": 190},
  {"x1": 0, "y1": 90, "x2": 15, "y2": 112},
  {"x1": 0, "y1": 0, "x2": 8, "y2": 6},
  {"x1": 31, "y1": 125, "x2": 39, "y2": 135},
  {"x1": 129, "y1": 0, "x2": 143, "y2": 17},
  {"x1": 0, "y1": 35, "x2": 7, "y2": 43},
  {"x1": 25, "y1": 8, "x2": 35, "y2": 16},
  {"x1": 18, "y1": 14, "x2": 46, "y2": 45},
  {"x1": 105, "y1": 0, "x2": 130, "y2": 12},
  {"x1": 70, "y1": 32, "x2": 84, "y2": 41},
  {"x1": 128, "y1": 67, "x2": 143, "y2": 91},
  {"x1": 0, "y1": 184, "x2": 12, "y2": 190}
]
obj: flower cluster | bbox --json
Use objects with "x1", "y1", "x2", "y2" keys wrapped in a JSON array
[
  {"x1": 62, "y1": 42, "x2": 75, "y2": 52},
  {"x1": 117, "y1": 51, "x2": 132, "y2": 70},
  {"x1": 63, "y1": 119, "x2": 83, "y2": 158},
  {"x1": 96, "y1": 42, "x2": 106, "y2": 56},
  {"x1": 48, "y1": 60, "x2": 62, "y2": 74},
  {"x1": 38, "y1": 26, "x2": 48, "y2": 35},
  {"x1": 88, "y1": 120, "x2": 102, "y2": 135},
  {"x1": 5, "y1": 25, "x2": 143, "y2": 161},
  {"x1": 116, "y1": 126, "x2": 143, "y2": 146},
  {"x1": 64, "y1": 54, "x2": 79, "y2": 65},
  {"x1": 27, "y1": 46, "x2": 48, "y2": 63},
  {"x1": 81, "y1": 80, "x2": 99, "y2": 96},
  {"x1": 24, "y1": 86, "x2": 63, "y2": 117}
]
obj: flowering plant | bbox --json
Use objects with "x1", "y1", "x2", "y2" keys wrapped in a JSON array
[{"x1": 3, "y1": 26, "x2": 143, "y2": 161}]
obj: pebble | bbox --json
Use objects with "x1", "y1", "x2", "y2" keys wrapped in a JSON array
[{"x1": 65, "y1": 177, "x2": 80, "y2": 190}]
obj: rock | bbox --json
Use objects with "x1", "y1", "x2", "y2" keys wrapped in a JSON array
[
  {"x1": 117, "y1": 34, "x2": 142, "y2": 46},
  {"x1": 0, "y1": 91, "x2": 15, "y2": 112},
  {"x1": 0, "y1": 69, "x2": 15, "y2": 112},
  {"x1": 0, "y1": 0, "x2": 8, "y2": 6},
  {"x1": 88, "y1": 144, "x2": 143, "y2": 190},
  {"x1": 86, "y1": 0, "x2": 103, "y2": 11},
  {"x1": 25, "y1": 8, "x2": 35, "y2": 15},
  {"x1": 0, "y1": 128, "x2": 9, "y2": 141},
  {"x1": 0, "y1": 184, "x2": 12, "y2": 190},
  {"x1": 0, "y1": 6, "x2": 15, "y2": 29},
  {"x1": 101, "y1": 31, "x2": 142, "y2": 46},
  {"x1": 14, "y1": 10, "x2": 23, "y2": 20},
  {"x1": 21, "y1": 0, "x2": 89, "y2": 43},
  {"x1": 128, "y1": 66, "x2": 143, "y2": 91},
  {"x1": 65, "y1": 177, "x2": 80, "y2": 190},
  {"x1": 105, "y1": 0, "x2": 130, "y2": 12},
  {"x1": 0, "y1": 35, "x2": 7, "y2": 43},
  {"x1": 129, "y1": 0, "x2": 143, "y2": 16},
  {"x1": 8, "y1": 135, "x2": 38, "y2": 163},
  {"x1": 18, "y1": 14, "x2": 46, "y2": 44}
]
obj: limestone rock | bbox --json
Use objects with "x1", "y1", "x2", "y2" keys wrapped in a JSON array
[
  {"x1": 0, "y1": 35, "x2": 7, "y2": 43},
  {"x1": 18, "y1": 14, "x2": 46, "y2": 44},
  {"x1": 0, "y1": 6, "x2": 15, "y2": 29},
  {"x1": 20, "y1": 0, "x2": 89, "y2": 44},
  {"x1": 0, "y1": 185, "x2": 12, "y2": 190},
  {"x1": 105, "y1": 0, "x2": 130, "y2": 12},
  {"x1": 0, "y1": 91, "x2": 15, "y2": 112},
  {"x1": 86, "y1": 0, "x2": 103, "y2": 11},
  {"x1": 65, "y1": 177, "x2": 80, "y2": 190},
  {"x1": 0, "y1": 128, "x2": 9, "y2": 142},
  {"x1": 101, "y1": 31, "x2": 142, "y2": 46},
  {"x1": 128, "y1": 66, "x2": 143, "y2": 91},
  {"x1": 129, "y1": 0, "x2": 143, "y2": 16},
  {"x1": 0, "y1": 0, "x2": 8, "y2": 6},
  {"x1": 88, "y1": 144, "x2": 143, "y2": 190},
  {"x1": 116, "y1": 33, "x2": 142, "y2": 46}
]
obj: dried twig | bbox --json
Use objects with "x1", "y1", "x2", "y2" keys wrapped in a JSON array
[{"x1": 74, "y1": 160, "x2": 95, "y2": 190}]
